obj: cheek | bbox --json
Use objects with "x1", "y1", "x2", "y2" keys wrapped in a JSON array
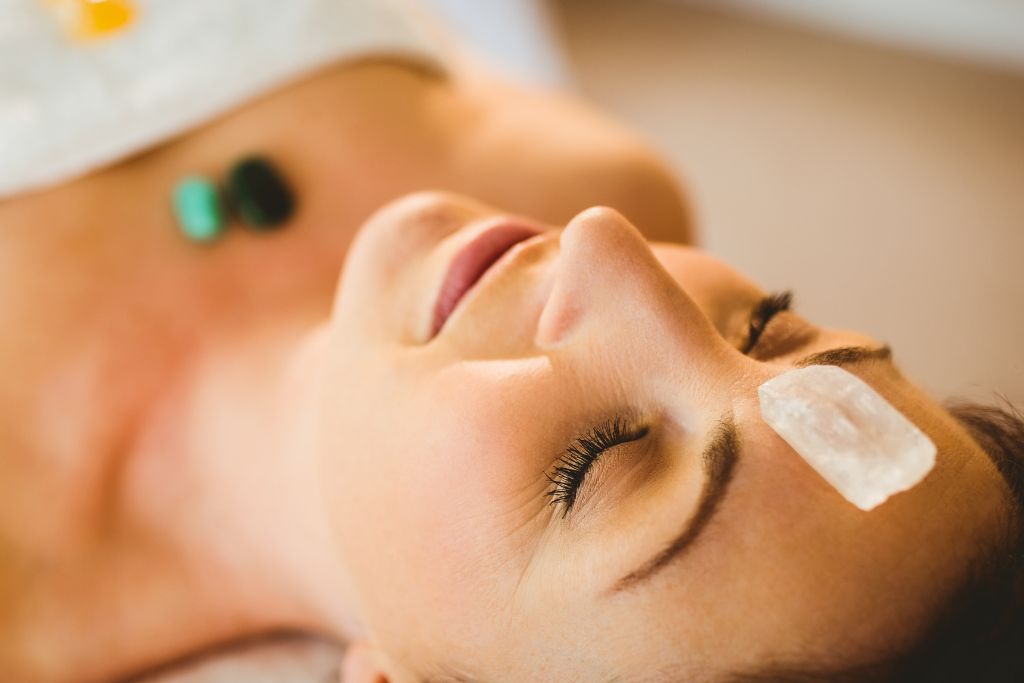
[
  {"x1": 400, "y1": 363, "x2": 561, "y2": 578},
  {"x1": 320, "y1": 354, "x2": 561, "y2": 634}
]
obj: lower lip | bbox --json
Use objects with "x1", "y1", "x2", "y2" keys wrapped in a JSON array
[{"x1": 430, "y1": 222, "x2": 542, "y2": 338}]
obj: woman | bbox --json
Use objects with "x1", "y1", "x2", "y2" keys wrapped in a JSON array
[
  {"x1": 1, "y1": 2, "x2": 1021, "y2": 683},
  {"x1": 1, "y1": 1, "x2": 687, "y2": 680},
  {"x1": 6, "y1": 191, "x2": 1023, "y2": 682},
  {"x1": 320, "y1": 193, "x2": 1024, "y2": 682}
]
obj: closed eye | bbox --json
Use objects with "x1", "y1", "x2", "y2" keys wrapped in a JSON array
[
  {"x1": 546, "y1": 416, "x2": 649, "y2": 517},
  {"x1": 544, "y1": 292, "x2": 792, "y2": 518},
  {"x1": 741, "y1": 290, "x2": 792, "y2": 355}
]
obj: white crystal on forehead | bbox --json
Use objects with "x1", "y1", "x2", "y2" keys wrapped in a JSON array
[{"x1": 758, "y1": 365, "x2": 937, "y2": 511}]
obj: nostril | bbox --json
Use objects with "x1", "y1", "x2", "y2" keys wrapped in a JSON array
[
  {"x1": 535, "y1": 260, "x2": 581, "y2": 349},
  {"x1": 534, "y1": 208, "x2": 637, "y2": 348},
  {"x1": 534, "y1": 206, "x2": 672, "y2": 349}
]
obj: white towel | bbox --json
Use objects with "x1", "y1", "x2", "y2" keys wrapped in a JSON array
[
  {"x1": 137, "y1": 635, "x2": 343, "y2": 683},
  {"x1": 0, "y1": 0, "x2": 444, "y2": 198}
]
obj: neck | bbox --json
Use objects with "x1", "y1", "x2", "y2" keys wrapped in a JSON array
[
  {"x1": 125, "y1": 313, "x2": 362, "y2": 645},
  {"x1": 253, "y1": 319, "x2": 365, "y2": 640}
]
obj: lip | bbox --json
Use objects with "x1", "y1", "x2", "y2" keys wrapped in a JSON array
[{"x1": 429, "y1": 220, "x2": 545, "y2": 339}]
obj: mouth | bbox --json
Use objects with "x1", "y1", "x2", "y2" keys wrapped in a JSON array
[{"x1": 430, "y1": 220, "x2": 543, "y2": 339}]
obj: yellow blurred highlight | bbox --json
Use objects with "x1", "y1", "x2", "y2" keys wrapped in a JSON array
[{"x1": 44, "y1": 0, "x2": 137, "y2": 41}]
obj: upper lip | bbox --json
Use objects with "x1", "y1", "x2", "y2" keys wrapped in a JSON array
[{"x1": 428, "y1": 219, "x2": 546, "y2": 339}]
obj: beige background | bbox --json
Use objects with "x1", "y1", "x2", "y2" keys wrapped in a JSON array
[{"x1": 556, "y1": 0, "x2": 1024, "y2": 406}]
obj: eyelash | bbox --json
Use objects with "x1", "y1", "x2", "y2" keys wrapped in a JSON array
[
  {"x1": 741, "y1": 290, "x2": 792, "y2": 355},
  {"x1": 545, "y1": 291, "x2": 793, "y2": 516},
  {"x1": 546, "y1": 416, "x2": 649, "y2": 516}
]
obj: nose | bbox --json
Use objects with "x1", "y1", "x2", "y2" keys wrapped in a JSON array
[{"x1": 535, "y1": 207, "x2": 725, "y2": 356}]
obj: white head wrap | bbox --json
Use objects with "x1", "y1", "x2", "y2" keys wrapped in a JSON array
[{"x1": 0, "y1": 0, "x2": 445, "y2": 198}]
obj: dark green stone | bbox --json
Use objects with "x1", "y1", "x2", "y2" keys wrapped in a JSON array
[{"x1": 228, "y1": 156, "x2": 295, "y2": 229}]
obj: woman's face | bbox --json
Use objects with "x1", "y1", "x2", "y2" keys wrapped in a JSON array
[{"x1": 314, "y1": 192, "x2": 1010, "y2": 680}]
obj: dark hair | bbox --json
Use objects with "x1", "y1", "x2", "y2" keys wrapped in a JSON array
[{"x1": 735, "y1": 400, "x2": 1024, "y2": 683}]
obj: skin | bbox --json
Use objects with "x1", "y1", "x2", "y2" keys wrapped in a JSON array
[
  {"x1": 0, "y1": 57, "x2": 689, "y2": 682},
  {"x1": 317, "y1": 193, "x2": 1014, "y2": 682},
  {"x1": 0, "y1": 58, "x2": 1010, "y2": 683}
]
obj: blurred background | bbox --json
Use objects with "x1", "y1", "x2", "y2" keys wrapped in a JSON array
[{"x1": 429, "y1": 0, "x2": 1024, "y2": 407}]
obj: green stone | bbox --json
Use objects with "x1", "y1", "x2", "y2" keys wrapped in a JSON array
[
  {"x1": 227, "y1": 156, "x2": 295, "y2": 229},
  {"x1": 172, "y1": 176, "x2": 224, "y2": 243}
]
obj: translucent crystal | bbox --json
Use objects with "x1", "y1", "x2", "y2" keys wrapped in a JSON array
[{"x1": 758, "y1": 365, "x2": 937, "y2": 510}]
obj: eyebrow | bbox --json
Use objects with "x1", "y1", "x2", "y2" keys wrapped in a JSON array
[
  {"x1": 795, "y1": 344, "x2": 892, "y2": 368},
  {"x1": 610, "y1": 344, "x2": 894, "y2": 593},
  {"x1": 612, "y1": 415, "x2": 739, "y2": 592}
]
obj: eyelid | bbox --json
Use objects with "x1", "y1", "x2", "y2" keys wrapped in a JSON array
[
  {"x1": 570, "y1": 434, "x2": 654, "y2": 517},
  {"x1": 546, "y1": 417, "x2": 648, "y2": 517},
  {"x1": 742, "y1": 291, "x2": 792, "y2": 355},
  {"x1": 749, "y1": 312, "x2": 820, "y2": 361}
]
